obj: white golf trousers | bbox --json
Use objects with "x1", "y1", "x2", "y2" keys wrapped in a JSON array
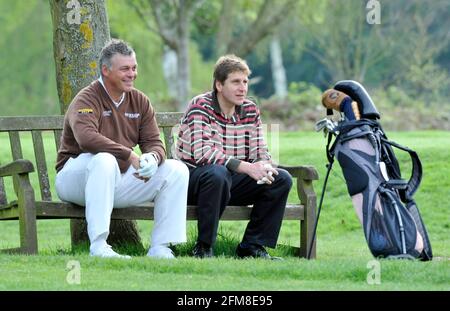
[{"x1": 55, "y1": 152, "x2": 189, "y2": 250}]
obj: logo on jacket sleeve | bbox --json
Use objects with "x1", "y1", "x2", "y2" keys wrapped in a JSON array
[{"x1": 77, "y1": 108, "x2": 93, "y2": 114}]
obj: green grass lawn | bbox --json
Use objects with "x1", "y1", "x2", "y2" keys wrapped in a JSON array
[{"x1": 0, "y1": 130, "x2": 449, "y2": 291}]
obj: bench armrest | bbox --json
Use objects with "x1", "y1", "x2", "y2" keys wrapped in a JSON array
[
  {"x1": 0, "y1": 159, "x2": 37, "y2": 254},
  {"x1": 278, "y1": 165, "x2": 319, "y2": 181},
  {"x1": 278, "y1": 164, "x2": 318, "y2": 208},
  {"x1": 0, "y1": 159, "x2": 35, "y2": 177}
]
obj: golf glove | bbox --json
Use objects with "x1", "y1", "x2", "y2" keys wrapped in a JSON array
[{"x1": 137, "y1": 153, "x2": 158, "y2": 178}]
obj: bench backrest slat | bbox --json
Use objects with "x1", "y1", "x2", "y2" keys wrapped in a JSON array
[
  {"x1": 32, "y1": 130, "x2": 52, "y2": 201},
  {"x1": 54, "y1": 130, "x2": 62, "y2": 151},
  {"x1": 162, "y1": 127, "x2": 174, "y2": 159},
  {"x1": 0, "y1": 116, "x2": 63, "y2": 131},
  {"x1": 0, "y1": 113, "x2": 183, "y2": 131},
  {"x1": 0, "y1": 177, "x2": 6, "y2": 205},
  {"x1": 155, "y1": 112, "x2": 183, "y2": 127},
  {"x1": 9, "y1": 132, "x2": 23, "y2": 160}
]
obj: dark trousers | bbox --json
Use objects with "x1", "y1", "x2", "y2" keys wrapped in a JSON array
[{"x1": 187, "y1": 165, "x2": 293, "y2": 248}]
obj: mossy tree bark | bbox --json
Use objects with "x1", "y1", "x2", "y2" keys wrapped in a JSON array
[{"x1": 49, "y1": 0, "x2": 143, "y2": 252}]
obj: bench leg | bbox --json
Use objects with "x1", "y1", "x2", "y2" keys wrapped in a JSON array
[
  {"x1": 300, "y1": 206, "x2": 316, "y2": 258},
  {"x1": 298, "y1": 179, "x2": 317, "y2": 259},
  {"x1": 16, "y1": 174, "x2": 38, "y2": 254}
]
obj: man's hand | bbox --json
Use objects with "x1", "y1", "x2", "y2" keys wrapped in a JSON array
[
  {"x1": 129, "y1": 151, "x2": 149, "y2": 182},
  {"x1": 129, "y1": 151, "x2": 141, "y2": 170},
  {"x1": 136, "y1": 153, "x2": 158, "y2": 178},
  {"x1": 237, "y1": 161, "x2": 278, "y2": 185},
  {"x1": 257, "y1": 164, "x2": 274, "y2": 184}
]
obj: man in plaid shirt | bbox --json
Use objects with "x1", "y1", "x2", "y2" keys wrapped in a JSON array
[{"x1": 176, "y1": 55, "x2": 292, "y2": 259}]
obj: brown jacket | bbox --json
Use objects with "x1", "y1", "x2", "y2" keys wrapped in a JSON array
[{"x1": 56, "y1": 80, "x2": 165, "y2": 173}]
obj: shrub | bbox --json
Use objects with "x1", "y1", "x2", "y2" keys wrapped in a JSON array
[{"x1": 260, "y1": 82, "x2": 450, "y2": 131}]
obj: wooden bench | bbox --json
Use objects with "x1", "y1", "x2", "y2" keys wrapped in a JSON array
[{"x1": 0, "y1": 113, "x2": 319, "y2": 258}]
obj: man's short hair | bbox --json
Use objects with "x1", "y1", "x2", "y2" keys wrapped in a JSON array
[
  {"x1": 213, "y1": 54, "x2": 251, "y2": 91},
  {"x1": 99, "y1": 39, "x2": 135, "y2": 74}
]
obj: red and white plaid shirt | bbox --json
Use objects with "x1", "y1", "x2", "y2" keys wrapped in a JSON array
[{"x1": 176, "y1": 91, "x2": 270, "y2": 171}]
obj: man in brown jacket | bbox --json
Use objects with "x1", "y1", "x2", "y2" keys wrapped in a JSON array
[{"x1": 55, "y1": 39, "x2": 188, "y2": 259}]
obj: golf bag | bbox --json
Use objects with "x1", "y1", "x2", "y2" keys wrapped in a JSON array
[{"x1": 317, "y1": 80, "x2": 432, "y2": 260}]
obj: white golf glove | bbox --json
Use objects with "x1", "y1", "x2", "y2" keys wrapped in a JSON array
[
  {"x1": 136, "y1": 153, "x2": 158, "y2": 178},
  {"x1": 257, "y1": 163, "x2": 274, "y2": 185}
]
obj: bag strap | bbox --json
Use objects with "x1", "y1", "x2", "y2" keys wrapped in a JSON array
[
  {"x1": 334, "y1": 118, "x2": 422, "y2": 202},
  {"x1": 336, "y1": 119, "x2": 378, "y2": 134},
  {"x1": 380, "y1": 137, "x2": 422, "y2": 201},
  {"x1": 385, "y1": 179, "x2": 408, "y2": 190}
]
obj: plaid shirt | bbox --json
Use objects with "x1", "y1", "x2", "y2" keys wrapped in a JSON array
[{"x1": 176, "y1": 91, "x2": 270, "y2": 171}]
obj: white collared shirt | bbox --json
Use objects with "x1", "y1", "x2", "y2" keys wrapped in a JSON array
[{"x1": 98, "y1": 76, "x2": 125, "y2": 108}]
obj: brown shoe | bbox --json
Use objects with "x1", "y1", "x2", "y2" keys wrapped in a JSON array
[{"x1": 321, "y1": 89, "x2": 351, "y2": 111}]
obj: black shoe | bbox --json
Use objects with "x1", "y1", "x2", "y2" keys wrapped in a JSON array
[
  {"x1": 236, "y1": 243, "x2": 276, "y2": 260},
  {"x1": 192, "y1": 241, "x2": 214, "y2": 258}
]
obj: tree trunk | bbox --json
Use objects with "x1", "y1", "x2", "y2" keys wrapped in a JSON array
[
  {"x1": 136, "y1": 0, "x2": 203, "y2": 112},
  {"x1": 226, "y1": 0, "x2": 298, "y2": 57},
  {"x1": 176, "y1": 2, "x2": 191, "y2": 111},
  {"x1": 50, "y1": 0, "x2": 110, "y2": 111},
  {"x1": 162, "y1": 45, "x2": 178, "y2": 98},
  {"x1": 270, "y1": 35, "x2": 287, "y2": 99},
  {"x1": 216, "y1": 0, "x2": 234, "y2": 58},
  {"x1": 49, "y1": 0, "x2": 143, "y2": 251}
]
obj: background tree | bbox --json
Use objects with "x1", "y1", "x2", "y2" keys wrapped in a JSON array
[
  {"x1": 0, "y1": 0, "x2": 448, "y2": 128},
  {"x1": 129, "y1": 0, "x2": 205, "y2": 111},
  {"x1": 193, "y1": 0, "x2": 299, "y2": 97},
  {"x1": 0, "y1": 0, "x2": 59, "y2": 115},
  {"x1": 222, "y1": 0, "x2": 300, "y2": 99},
  {"x1": 49, "y1": 0, "x2": 143, "y2": 251},
  {"x1": 270, "y1": 33, "x2": 288, "y2": 99},
  {"x1": 389, "y1": 0, "x2": 450, "y2": 103},
  {"x1": 297, "y1": 0, "x2": 389, "y2": 84},
  {"x1": 214, "y1": 0, "x2": 298, "y2": 58}
]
